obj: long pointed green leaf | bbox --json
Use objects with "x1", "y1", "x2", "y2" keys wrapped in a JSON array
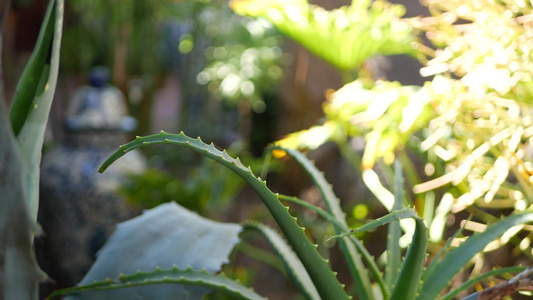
[
  {"x1": 418, "y1": 210, "x2": 533, "y2": 300},
  {"x1": 422, "y1": 215, "x2": 471, "y2": 283},
  {"x1": 236, "y1": 241, "x2": 288, "y2": 277},
  {"x1": 272, "y1": 146, "x2": 374, "y2": 300},
  {"x1": 0, "y1": 1, "x2": 61, "y2": 298},
  {"x1": 242, "y1": 222, "x2": 320, "y2": 300},
  {"x1": 46, "y1": 267, "x2": 266, "y2": 300},
  {"x1": 328, "y1": 208, "x2": 417, "y2": 240},
  {"x1": 390, "y1": 217, "x2": 427, "y2": 300},
  {"x1": 14, "y1": 0, "x2": 63, "y2": 221},
  {"x1": 9, "y1": 0, "x2": 56, "y2": 136},
  {"x1": 385, "y1": 160, "x2": 403, "y2": 288},
  {"x1": 99, "y1": 132, "x2": 350, "y2": 300},
  {"x1": 279, "y1": 194, "x2": 387, "y2": 298}
]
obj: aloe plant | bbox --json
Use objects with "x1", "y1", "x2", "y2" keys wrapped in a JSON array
[
  {"x1": 46, "y1": 131, "x2": 533, "y2": 300},
  {"x1": 3, "y1": 0, "x2": 531, "y2": 299},
  {"x1": 0, "y1": 0, "x2": 63, "y2": 299}
]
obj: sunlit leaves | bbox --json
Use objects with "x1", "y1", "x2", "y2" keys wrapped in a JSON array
[
  {"x1": 276, "y1": 79, "x2": 434, "y2": 169},
  {"x1": 419, "y1": 0, "x2": 533, "y2": 101},
  {"x1": 414, "y1": 77, "x2": 533, "y2": 212},
  {"x1": 230, "y1": 0, "x2": 417, "y2": 71}
]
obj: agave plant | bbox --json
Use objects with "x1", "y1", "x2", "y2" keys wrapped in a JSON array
[{"x1": 46, "y1": 131, "x2": 533, "y2": 300}]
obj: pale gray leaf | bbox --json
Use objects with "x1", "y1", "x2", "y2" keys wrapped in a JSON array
[{"x1": 67, "y1": 202, "x2": 242, "y2": 300}]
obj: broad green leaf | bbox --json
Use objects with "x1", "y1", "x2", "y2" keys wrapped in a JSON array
[
  {"x1": 328, "y1": 208, "x2": 417, "y2": 240},
  {"x1": 13, "y1": 0, "x2": 64, "y2": 221},
  {"x1": 243, "y1": 222, "x2": 320, "y2": 300},
  {"x1": 65, "y1": 202, "x2": 241, "y2": 299},
  {"x1": 47, "y1": 267, "x2": 266, "y2": 300},
  {"x1": 272, "y1": 146, "x2": 375, "y2": 300},
  {"x1": 100, "y1": 132, "x2": 350, "y2": 300},
  {"x1": 418, "y1": 210, "x2": 533, "y2": 300}
]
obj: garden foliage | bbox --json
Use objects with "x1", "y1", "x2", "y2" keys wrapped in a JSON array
[{"x1": 2, "y1": 0, "x2": 533, "y2": 299}]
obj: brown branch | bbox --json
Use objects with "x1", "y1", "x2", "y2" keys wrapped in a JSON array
[{"x1": 478, "y1": 267, "x2": 533, "y2": 300}]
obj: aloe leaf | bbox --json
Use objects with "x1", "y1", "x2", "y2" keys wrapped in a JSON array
[
  {"x1": 418, "y1": 210, "x2": 533, "y2": 300},
  {"x1": 13, "y1": 0, "x2": 63, "y2": 221},
  {"x1": 422, "y1": 215, "x2": 471, "y2": 283},
  {"x1": 389, "y1": 217, "x2": 427, "y2": 300},
  {"x1": 279, "y1": 194, "x2": 387, "y2": 298},
  {"x1": 440, "y1": 266, "x2": 526, "y2": 300},
  {"x1": 385, "y1": 160, "x2": 403, "y2": 288},
  {"x1": 47, "y1": 267, "x2": 266, "y2": 300},
  {"x1": 362, "y1": 168, "x2": 416, "y2": 244},
  {"x1": 0, "y1": 67, "x2": 44, "y2": 300},
  {"x1": 329, "y1": 208, "x2": 417, "y2": 240},
  {"x1": 242, "y1": 222, "x2": 320, "y2": 300},
  {"x1": 268, "y1": 147, "x2": 346, "y2": 228},
  {"x1": 0, "y1": 1, "x2": 61, "y2": 298},
  {"x1": 271, "y1": 146, "x2": 374, "y2": 300},
  {"x1": 64, "y1": 201, "x2": 241, "y2": 299},
  {"x1": 9, "y1": 0, "x2": 55, "y2": 135},
  {"x1": 100, "y1": 132, "x2": 350, "y2": 300},
  {"x1": 236, "y1": 241, "x2": 288, "y2": 277},
  {"x1": 279, "y1": 195, "x2": 340, "y2": 228}
]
